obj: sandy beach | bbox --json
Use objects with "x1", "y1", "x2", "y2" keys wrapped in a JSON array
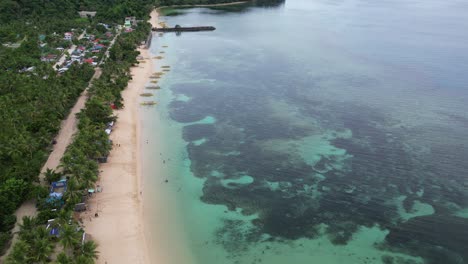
[{"x1": 82, "y1": 10, "x2": 159, "y2": 264}]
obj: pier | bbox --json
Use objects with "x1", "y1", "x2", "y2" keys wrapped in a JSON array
[{"x1": 152, "y1": 26, "x2": 216, "y2": 32}]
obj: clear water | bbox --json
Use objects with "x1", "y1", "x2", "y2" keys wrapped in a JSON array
[{"x1": 143, "y1": 0, "x2": 468, "y2": 263}]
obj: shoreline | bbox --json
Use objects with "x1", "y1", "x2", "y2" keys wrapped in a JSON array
[
  {"x1": 159, "y1": 1, "x2": 249, "y2": 8},
  {"x1": 82, "y1": 10, "x2": 159, "y2": 264}
]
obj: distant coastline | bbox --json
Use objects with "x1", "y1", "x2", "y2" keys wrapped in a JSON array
[{"x1": 160, "y1": 0, "x2": 249, "y2": 8}]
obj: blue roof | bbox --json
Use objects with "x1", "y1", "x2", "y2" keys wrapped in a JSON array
[{"x1": 50, "y1": 227, "x2": 59, "y2": 236}]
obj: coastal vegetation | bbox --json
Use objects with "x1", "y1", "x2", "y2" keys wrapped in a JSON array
[
  {"x1": 4, "y1": 20, "x2": 151, "y2": 263},
  {"x1": 0, "y1": 0, "x2": 153, "y2": 259}
]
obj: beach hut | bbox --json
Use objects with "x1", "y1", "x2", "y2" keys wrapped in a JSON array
[
  {"x1": 81, "y1": 233, "x2": 92, "y2": 245},
  {"x1": 97, "y1": 156, "x2": 108, "y2": 163},
  {"x1": 87, "y1": 189, "x2": 95, "y2": 196},
  {"x1": 50, "y1": 179, "x2": 67, "y2": 194},
  {"x1": 74, "y1": 203, "x2": 87, "y2": 212}
]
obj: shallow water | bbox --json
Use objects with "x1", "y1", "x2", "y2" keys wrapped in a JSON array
[{"x1": 144, "y1": 0, "x2": 468, "y2": 263}]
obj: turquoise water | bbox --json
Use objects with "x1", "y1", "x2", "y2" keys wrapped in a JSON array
[{"x1": 143, "y1": 0, "x2": 468, "y2": 263}]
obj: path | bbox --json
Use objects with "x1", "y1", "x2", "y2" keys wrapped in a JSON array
[
  {"x1": 101, "y1": 30, "x2": 121, "y2": 64},
  {"x1": 39, "y1": 68, "x2": 102, "y2": 183},
  {"x1": 54, "y1": 31, "x2": 86, "y2": 70}
]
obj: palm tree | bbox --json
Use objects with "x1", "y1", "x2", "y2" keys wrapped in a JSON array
[
  {"x1": 5, "y1": 240, "x2": 30, "y2": 264},
  {"x1": 18, "y1": 216, "x2": 37, "y2": 241},
  {"x1": 55, "y1": 209, "x2": 71, "y2": 226},
  {"x1": 44, "y1": 168, "x2": 62, "y2": 184},
  {"x1": 81, "y1": 240, "x2": 99, "y2": 260},
  {"x1": 63, "y1": 177, "x2": 82, "y2": 205},
  {"x1": 60, "y1": 224, "x2": 79, "y2": 256},
  {"x1": 30, "y1": 237, "x2": 53, "y2": 263},
  {"x1": 73, "y1": 255, "x2": 94, "y2": 264},
  {"x1": 56, "y1": 252, "x2": 73, "y2": 264}
]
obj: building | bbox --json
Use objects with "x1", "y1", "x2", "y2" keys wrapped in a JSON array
[
  {"x1": 84, "y1": 58, "x2": 94, "y2": 65},
  {"x1": 125, "y1": 16, "x2": 137, "y2": 28},
  {"x1": 64, "y1": 32, "x2": 73, "y2": 41},
  {"x1": 78, "y1": 11, "x2": 97, "y2": 18},
  {"x1": 41, "y1": 54, "x2": 58, "y2": 62}
]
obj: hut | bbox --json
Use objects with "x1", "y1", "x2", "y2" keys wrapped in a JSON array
[{"x1": 74, "y1": 203, "x2": 87, "y2": 212}]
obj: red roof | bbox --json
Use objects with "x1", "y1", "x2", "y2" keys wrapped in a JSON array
[{"x1": 84, "y1": 58, "x2": 93, "y2": 64}]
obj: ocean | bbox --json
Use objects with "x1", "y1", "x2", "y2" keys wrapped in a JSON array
[{"x1": 142, "y1": 0, "x2": 468, "y2": 263}]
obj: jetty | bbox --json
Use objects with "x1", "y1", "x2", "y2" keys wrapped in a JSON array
[{"x1": 152, "y1": 26, "x2": 216, "y2": 32}]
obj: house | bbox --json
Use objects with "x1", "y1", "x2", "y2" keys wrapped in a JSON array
[
  {"x1": 46, "y1": 219, "x2": 60, "y2": 237},
  {"x1": 50, "y1": 179, "x2": 67, "y2": 195},
  {"x1": 41, "y1": 54, "x2": 58, "y2": 62},
  {"x1": 84, "y1": 58, "x2": 94, "y2": 65},
  {"x1": 105, "y1": 31, "x2": 113, "y2": 38},
  {"x1": 3, "y1": 42, "x2": 21, "y2": 48},
  {"x1": 125, "y1": 16, "x2": 136, "y2": 28},
  {"x1": 81, "y1": 233, "x2": 92, "y2": 245},
  {"x1": 71, "y1": 55, "x2": 82, "y2": 61},
  {"x1": 78, "y1": 11, "x2": 97, "y2": 18},
  {"x1": 94, "y1": 44, "x2": 105, "y2": 49},
  {"x1": 19, "y1": 66, "x2": 35, "y2": 73},
  {"x1": 98, "y1": 23, "x2": 110, "y2": 29},
  {"x1": 74, "y1": 203, "x2": 87, "y2": 212},
  {"x1": 64, "y1": 32, "x2": 73, "y2": 41},
  {"x1": 97, "y1": 156, "x2": 108, "y2": 163}
]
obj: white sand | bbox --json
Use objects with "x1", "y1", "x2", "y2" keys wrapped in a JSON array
[{"x1": 82, "y1": 10, "x2": 159, "y2": 264}]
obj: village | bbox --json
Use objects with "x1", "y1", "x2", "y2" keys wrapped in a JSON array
[{"x1": 38, "y1": 15, "x2": 139, "y2": 73}]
